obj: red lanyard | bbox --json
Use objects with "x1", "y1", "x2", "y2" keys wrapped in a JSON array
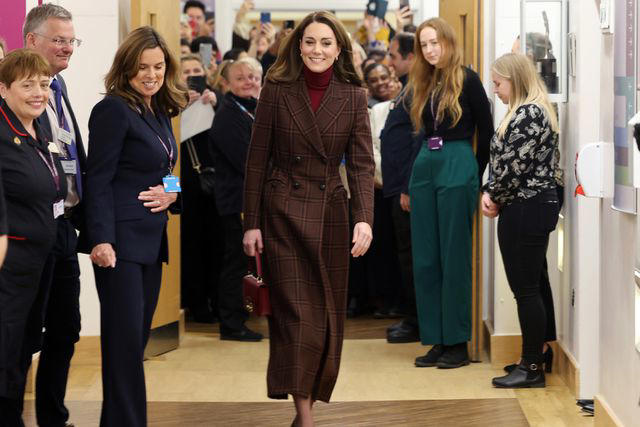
[
  {"x1": 36, "y1": 148, "x2": 61, "y2": 192},
  {"x1": 156, "y1": 135, "x2": 174, "y2": 174}
]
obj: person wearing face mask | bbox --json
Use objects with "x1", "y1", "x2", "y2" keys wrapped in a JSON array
[
  {"x1": 242, "y1": 11, "x2": 374, "y2": 426},
  {"x1": 482, "y1": 53, "x2": 560, "y2": 388},
  {"x1": 82, "y1": 27, "x2": 186, "y2": 426},
  {"x1": 208, "y1": 58, "x2": 264, "y2": 343},
  {"x1": 0, "y1": 49, "x2": 67, "y2": 424},
  {"x1": 178, "y1": 54, "x2": 222, "y2": 324},
  {"x1": 407, "y1": 18, "x2": 493, "y2": 369}
]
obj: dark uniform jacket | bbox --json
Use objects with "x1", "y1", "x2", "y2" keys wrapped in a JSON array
[
  {"x1": 209, "y1": 92, "x2": 256, "y2": 216},
  {"x1": 0, "y1": 101, "x2": 68, "y2": 268},
  {"x1": 243, "y1": 75, "x2": 374, "y2": 403},
  {"x1": 81, "y1": 95, "x2": 178, "y2": 264}
]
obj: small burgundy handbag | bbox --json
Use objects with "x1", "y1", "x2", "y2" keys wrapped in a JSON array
[{"x1": 242, "y1": 254, "x2": 271, "y2": 316}]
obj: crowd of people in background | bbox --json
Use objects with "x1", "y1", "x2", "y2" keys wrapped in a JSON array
[{"x1": 0, "y1": 1, "x2": 563, "y2": 425}]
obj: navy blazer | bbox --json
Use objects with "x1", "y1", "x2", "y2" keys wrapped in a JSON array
[{"x1": 81, "y1": 95, "x2": 178, "y2": 264}]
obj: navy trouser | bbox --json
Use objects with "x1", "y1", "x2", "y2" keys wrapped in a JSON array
[
  {"x1": 33, "y1": 217, "x2": 81, "y2": 427},
  {"x1": 94, "y1": 260, "x2": 162, "y2": 427}
]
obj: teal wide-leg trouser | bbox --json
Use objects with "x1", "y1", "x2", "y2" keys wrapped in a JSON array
[{"x1": 409, "y1": 140, "x2": 478, "y2": 345}]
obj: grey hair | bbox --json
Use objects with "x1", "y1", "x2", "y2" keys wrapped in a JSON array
[{"x1": 23, "y1": 4, "x2": 73, "y2": 45}]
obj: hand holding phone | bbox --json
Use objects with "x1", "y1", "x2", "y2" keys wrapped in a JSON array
[
  {"x1": 366, "y1": 0, "x2": 389, "y2": 20},
  {"x1": 187, "y1": 75, "x2": 207, "y2": 94},
  {"x1": 199, "y1": 43, "x2": 213, "y2": 69}
]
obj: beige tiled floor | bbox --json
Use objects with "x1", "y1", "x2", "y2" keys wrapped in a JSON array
[{"x1": 25, "y1": 332, "x2": 594, "y2": 426}]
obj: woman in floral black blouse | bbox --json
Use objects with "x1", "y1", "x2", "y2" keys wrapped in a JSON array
[{"x1": 482, "y1": 53, "x2": 560, "y2": 389}]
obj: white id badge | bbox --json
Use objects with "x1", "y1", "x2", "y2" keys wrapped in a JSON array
[
  {"x1": 53, "y1": 199, "x2": 64, "y2": 218},
  {"x1": 60, "y1": 159, "x2": 77, "y2": 174},
  {"x1": 58, "y1": 128, "x2": 73, "y2": 145},
  {"x1": 48, "y1": 142, "x2": 60, "y2": 154}
]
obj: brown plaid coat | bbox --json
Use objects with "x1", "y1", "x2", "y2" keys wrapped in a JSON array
[{"x1": 243, "y1": 74, "x2": 374, "y2": 402}]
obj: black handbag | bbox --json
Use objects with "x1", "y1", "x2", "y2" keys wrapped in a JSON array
[{"x1": 185, "y1": 138, "x2": 216, "y2": 196}]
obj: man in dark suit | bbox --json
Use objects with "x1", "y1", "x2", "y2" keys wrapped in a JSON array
[
  {"x1": 381, "y1": 32, "x2": 420, "y2": 344},
  {"x1": 25, "y1": 4, "x2": 85, "y2": 426}
]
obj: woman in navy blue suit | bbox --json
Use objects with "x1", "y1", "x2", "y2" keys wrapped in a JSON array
[{"x1": 83, "y1": 27, "x2": 186, "y2": 427}]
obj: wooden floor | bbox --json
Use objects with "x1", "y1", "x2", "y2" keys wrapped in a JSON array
[
  {"x1": 23, "y1": 399, "x2": 529, "y2": 426},
  {"x1": 22, "y1": 316, "x2": 594, "y2": 426}
]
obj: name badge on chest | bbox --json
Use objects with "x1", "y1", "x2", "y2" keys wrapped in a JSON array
[
  {"x1": 427, "y1": 136, "x2": 443, "y2": 151},
  {"x1": 53, "y1": 199, "x2": 64, "y2": 219},
  {"x1": 57, "y1": 128, "x2": 73, "y2": 145},
  {"x1": 47, "y1": 142, "x2": 60, "y2": 154},
  {"x1": 162, "y1": 175, "x2": 181, "y2": 193},
  {"x1": 60, "y1": 159, "x2": 77, "y2": 174}
]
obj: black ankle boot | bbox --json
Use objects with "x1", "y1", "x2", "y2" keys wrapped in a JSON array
[
  {"x1": 436, "y1": 343, "x2": 470, "y2": 369},
  {"x1": 493, "y1": 361, "x2": 545, "y2": 388},
  {"x1": 504, "y1": 346, "x2": 554, "y2": 373}
]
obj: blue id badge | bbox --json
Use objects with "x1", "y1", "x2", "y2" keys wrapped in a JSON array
[
  {"x1": 427, "y1": 136, "x2": 443, "y2": 150},
  {"x1": 162, "y1": 175, "x2": 181, "y2": 193}
]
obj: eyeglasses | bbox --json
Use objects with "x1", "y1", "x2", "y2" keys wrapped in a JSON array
[{"x1": 33, "y1": 33, "x2": 82, "y2": 48}]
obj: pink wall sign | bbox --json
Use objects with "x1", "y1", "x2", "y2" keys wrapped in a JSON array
[{"x1": 1, "y1": 1, "x2": 27, "y2": 51}]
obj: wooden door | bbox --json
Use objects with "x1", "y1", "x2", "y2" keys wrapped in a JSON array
[
  {"x1": 130, "y1": 0, "x2": 182, "y2": 357},
  {"x1": 439, "y1": 0, "x2": 485, "y2": 361}
]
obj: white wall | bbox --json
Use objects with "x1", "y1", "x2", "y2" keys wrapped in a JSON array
[
  {"x1": 595, "y1": 1, "x2": 640, "y2": 423},
  {"x1": 564, "y1": 0, "x2": 603, "y2": 398},
  {"x1": 40, "y1": 0, "x2": 121, "y2": 336},
  {"x1": 484, "y1": 0, "x2": 522, "y2": 336}
]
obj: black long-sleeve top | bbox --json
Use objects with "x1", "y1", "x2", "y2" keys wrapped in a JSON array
[
  {"x1": 482, "y1": 103, "x2": 559, "y2": 206},
  {"x1": 410, "y1": 67, "x2": 493, "y2": 186}
]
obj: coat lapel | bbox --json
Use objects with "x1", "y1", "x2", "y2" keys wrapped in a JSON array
[
  {"x1": 283, "y1": 78, "x2": 326, "y2": 158},
  {"x1": 314, "y1": 78, "x2": 347, "y2": 135},
  {"x1": 140, "y1": 109, "x2": 169, "y2": 142}
]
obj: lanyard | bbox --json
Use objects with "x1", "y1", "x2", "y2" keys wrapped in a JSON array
[
  {"x1": 156, "y1": 134, "x2": 174, "y2": 174},
  {"x1": 233, "y1": 100, "x2": 255, "y2": 121},
  {"x1": 36, "y1": 148, "x2": 61, "y2": 192},
  {"x1": 430, "y1": 92, "x2": 439, "y2": 132}
]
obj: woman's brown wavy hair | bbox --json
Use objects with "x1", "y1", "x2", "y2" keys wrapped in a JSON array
[
  {"x1": 407, "y1": 18, "x2": 464, "y2": 133},
  {"x1": 104, "y1": 26, "x2": 187, "y2": 117},
  {"x1": 266, "y1": 11, "x2": 362, "y2": 86}
]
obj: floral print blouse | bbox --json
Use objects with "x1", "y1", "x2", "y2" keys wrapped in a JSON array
[{"x1": 483, "y1": 103, "x2": 560, "y2": 205}]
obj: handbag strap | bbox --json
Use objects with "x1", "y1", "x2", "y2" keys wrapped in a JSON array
[
  {"x1": 185, "y1": 138, "x2": 202, "y2": 174},
  {"x1": 249, "y1": 254, "x2": 263, "y2": 277}
]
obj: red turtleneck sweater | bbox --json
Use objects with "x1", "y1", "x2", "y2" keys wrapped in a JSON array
[{"x1": 303, "y1": 64, "x2": 333, "y2": 112}]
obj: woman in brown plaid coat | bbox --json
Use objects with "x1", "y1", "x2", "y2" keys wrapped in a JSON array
[{"x1": 242, "y1": 11, "x2": 375, "y2": 426}]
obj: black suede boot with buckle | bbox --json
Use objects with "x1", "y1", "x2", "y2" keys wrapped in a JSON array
[{"x1": 492, "y1": 358, "x2": 546, "y2": 388}]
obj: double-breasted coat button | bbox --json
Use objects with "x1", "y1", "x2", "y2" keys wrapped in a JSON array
[
  {"x1": 294, "y1": 155, "x2": 302, "y2": 163},
  {"x1": 293, "y1": 181, "x2": 300, "y2": 189},
  {"x1": 319, "y1": 184, "x2": 326, "y2": 190}
]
